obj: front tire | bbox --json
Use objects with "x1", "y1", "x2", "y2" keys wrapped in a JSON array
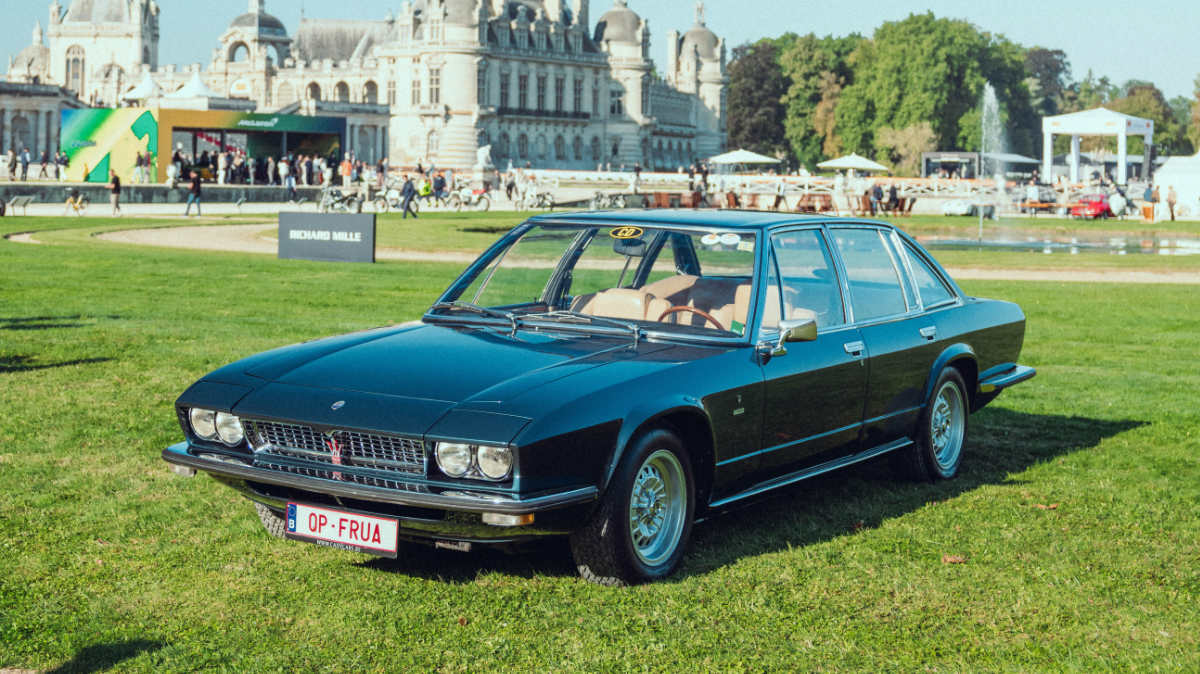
[
  {"x1": 897, "y1": 368, "x2": 969, "y2": 481},
  {"x1": 570, "y1": 428, "x2": 695, "y2": 586},
  {"x1": 475, "y1": 195, "x2": 491, "y2": 212}
]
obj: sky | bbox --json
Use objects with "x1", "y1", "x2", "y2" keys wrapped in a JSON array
[{"x1": 3, "y1": 0, "x2": 1197, "y2": 99}]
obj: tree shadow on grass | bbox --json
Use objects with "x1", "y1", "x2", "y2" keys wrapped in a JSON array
[
  {"x1": 358, "y1": 408, "x2": 1144, "y2": 584},
  {"x1": 47, "y1": 639, "x2": 164, "y2": 674},
  {"x1": 0, "y1": 354, "x2": 113, "y2": 373},
  {"x1": 0, "y1": 315, "x2": 122, "y2": 331}
]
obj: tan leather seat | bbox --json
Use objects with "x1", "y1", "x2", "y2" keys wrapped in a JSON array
[
  {"x1": 641, "y1": 274, "x2": 700, "y2": 305},
  {"x1": 574, "y1": 288, "x2": 671, "y2": 322}
]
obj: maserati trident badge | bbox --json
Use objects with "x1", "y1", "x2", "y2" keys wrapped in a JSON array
[{"x1": 331, "y1": 400, "x2": 345, "y2": 411}]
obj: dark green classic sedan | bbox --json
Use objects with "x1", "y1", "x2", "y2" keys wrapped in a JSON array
[{"x1": 164, "y1": 210, "x2": 1035, "y2": 585}]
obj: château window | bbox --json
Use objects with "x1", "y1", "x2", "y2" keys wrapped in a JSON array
[
  {"x1": 592, "y1": 82, "x2": 599, "y2": 116},
  {"x1": 66, "y1": 45, "x2": 86, "y2": 96},
  {"x1": 518, "y1": 74, "x2": 528, "y2": 109},
  {"x1": 500, "y1": 73, "x2": 510, "y2": 108},
  {"x1": 573, "y1": 77, "x2": 583, "y2": 114},
  {"x1": 411, "y1": 77, "x2": 421, "y2": 105},
  {"x1": 429, "y1": 69, "x2": 441, "y2": 105},
  {"x1": 536, "y1": 74, "x2": 546, "y2": 111},
  {"x1": 477, "y1": 66, "x2": 488, "y2": 106},
  {"x1": 387, "y1": 81, "x2": 396, "y2": 106},
  {"x1": 609, "y1": 90, "x2": 624, "y2": 116},
  {"x1": 554, "y1": 75, "x2": 565, "y2": 113}
]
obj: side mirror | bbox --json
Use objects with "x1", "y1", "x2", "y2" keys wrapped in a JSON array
[{"x1": 772, "y1": 317, "x2": 817, "y2": 356}]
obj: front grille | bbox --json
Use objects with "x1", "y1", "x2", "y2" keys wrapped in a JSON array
[{"x1": 243, "y1": 419, "x2": 425, "y2": 477}]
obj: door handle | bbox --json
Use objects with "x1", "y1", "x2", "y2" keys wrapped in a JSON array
[
  {"x1": 919, "y1": 326, "x2": 938, "y2": 340},
  {"x1": 843, "y1": 340, "x2": 865, "y2": 356}
]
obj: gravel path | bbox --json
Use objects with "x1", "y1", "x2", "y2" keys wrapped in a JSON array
[{"x1": 7, "y1": 223, "x2": 1194, "y2": 284}]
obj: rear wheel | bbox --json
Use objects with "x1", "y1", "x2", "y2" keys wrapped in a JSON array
[
  {"x1": 570, "y1": 428, "x2": 694, "y2": 586},
  {"x1": 474, "y1": 195, "x2": 491, "y2": 212},
  {"x1": 896, "y1": 367, "x2": 969, "y2": 481},
  {"x1": 254, "y1": 502, "x2": 286, "y2": 539},
  {"x1": 448, "y1": 194, "x2": 463, "y2": 211},
  {"x1": 374, "y1": 196, "x2": 389, "y2": 213}
]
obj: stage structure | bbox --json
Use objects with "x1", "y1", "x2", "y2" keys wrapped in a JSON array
[
  {"x1": 1041, "y1": 107, "x2": 1153, "y2": 185},
  {"x1": 60, "y1": 108, "x2": 346, "y2": 183}
]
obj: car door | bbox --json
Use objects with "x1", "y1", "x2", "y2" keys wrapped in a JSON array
[
  {"x1": 755, "y1": 227, "x2": 867, "y2": 476},
  {"x1": 828, "y1": 226, "x2": 942, "y2": 448}
]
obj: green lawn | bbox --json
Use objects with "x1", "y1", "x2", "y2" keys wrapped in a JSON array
[{"x1": 1, "y1": 217, "x2": 1197, "y2": 671}]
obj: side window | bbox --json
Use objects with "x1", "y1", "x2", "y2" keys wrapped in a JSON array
[
  {"x1": 831, "y1": 228, "x2": 907, "y2": 322},
  {"x1": 769, "y1": 229, "x2": 844, "y2": 329},
  {"x1": 903, "y1": 241, "x2": 955, "y2": 307}
]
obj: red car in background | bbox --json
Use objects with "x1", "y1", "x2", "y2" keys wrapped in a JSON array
[{"x1": 1070, "y1": 194, "x2": 1114, "y2": 219}]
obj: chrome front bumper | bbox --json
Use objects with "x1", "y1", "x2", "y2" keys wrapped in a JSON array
[{"x1": 161, "y1": 442, "x2": 598, "y2": 516}]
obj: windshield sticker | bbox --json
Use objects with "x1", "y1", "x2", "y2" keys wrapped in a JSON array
[
  {"x1": 700, "y1": 233, "x2": 721, "y2": 246},
  {"x1": 720, "y1": 233, "x2": 741, "y2": 246},
  {"x1": 609, "y1": 226, "x2": 644, "y2": 239},
  {"x1": 737, "y1": 240, "x2": 755, "y2": 253}
]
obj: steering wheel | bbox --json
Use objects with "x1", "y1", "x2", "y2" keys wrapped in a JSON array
[{"x1": 658, "y1": 306, "x2": 725, "y2": 331}]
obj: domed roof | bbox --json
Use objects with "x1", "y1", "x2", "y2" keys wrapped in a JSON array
[
  {"x1": 593, "y1": 0, "x2": 641, "y2": 44},
  {"x1": 9, "y1": 44, "x2": 50, "y2": 81},
  {"x1": 230, "y1": 11, "x2": 288, "y2": 39},
  {"x1": 64, "y1": 0, "x2": 129, "y2": 23},
  {"x1": 681, "y1": 24, "x2": 718, "y2": 60}
]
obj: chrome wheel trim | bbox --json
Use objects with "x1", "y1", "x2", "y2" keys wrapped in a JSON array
[
  {"x1": 930, "y1": 380, "x2": 965, "y2": 473},
  {"x1": 628, "y1": 449, "x2": 687, "y2": 567}
]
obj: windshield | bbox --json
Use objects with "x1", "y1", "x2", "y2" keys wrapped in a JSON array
[{"x1": 433, "y1": 223, "x2": 759, "y2": 336}]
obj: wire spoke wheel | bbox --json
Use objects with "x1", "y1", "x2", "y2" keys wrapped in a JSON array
[{"x1": 627, "y1": 449, "x2": 686, "y2": 567}]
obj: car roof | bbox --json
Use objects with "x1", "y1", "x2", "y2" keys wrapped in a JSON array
[{"x1": 527, "y1": 209, "x2": 878, "y2": 231}]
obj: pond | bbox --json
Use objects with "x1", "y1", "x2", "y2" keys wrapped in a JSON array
[{"x1": 919, "y1": 234, "x2": 1200, "y2": 256}]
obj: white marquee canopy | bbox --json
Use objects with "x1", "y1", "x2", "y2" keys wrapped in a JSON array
[{"x1": 1042, "y1": 107, "x2": 1153, "y2": 185}]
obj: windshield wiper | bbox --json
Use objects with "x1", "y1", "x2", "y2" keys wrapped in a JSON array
[
  {"x1": 522, "y1": 310, "x2": 642, "y2": 346},
  {"x1": 429, "y1": 301, "x2": 519, "y2": 332}
]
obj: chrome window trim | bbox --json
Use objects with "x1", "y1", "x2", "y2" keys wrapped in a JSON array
[{"x1": 828, "y1": 224, "x2": 911, "y2": 324}]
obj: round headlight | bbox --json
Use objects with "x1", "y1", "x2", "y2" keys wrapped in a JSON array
[
  {"x1": 477, "y1": 445, "x2": 513, "y2": 480},
  {"x1": 189, "y1": 408, "x2": 217, "y2": 440},
  {"x1": 435, "y1": 442, "x2": 472, "y2": 478},
  {"x1": 215, "y1": 412, "x2": 244, "y2": 446}
]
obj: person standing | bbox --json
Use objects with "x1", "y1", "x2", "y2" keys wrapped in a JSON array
[
  {"x1": 6, "y1": 149, "x2": 16, "y2": 181},
  {"x1": 400, "y1": 173, "x2": 418, "y2": 218},
  {"x1": 283, "y1": 158, "x2": 297, "y2": 202},
  {"x1": 19, "y1": 148, "x2": 31, "y2": 181},
  {"x1": 184, "y1": 170, "x2": 202, "y2": 216},
  {"x1": 339, "y1": 154, "x2": 353, "y2": 187},
  {"x1": 687, "y1": 163, "x2": 696, "y2": 191},
  {"x1": 108, "y1": 169, "x2": 122, "y2": 216},
  {"x1": 1166, "y1": 186, "x2": 1178, "y2": 221},
  {"x1": 38, "y1": 150, "x2": 50, "y2": 179}
]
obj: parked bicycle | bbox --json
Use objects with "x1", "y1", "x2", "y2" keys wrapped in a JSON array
[
  {"x1": 447, "y1": 184, "x2": 491, "y2": 212},
  {"x1": 64, "y1": 188, "x2": 90, "y2": 215},
  {"x1": 590, "y1": 191, "x2": 626, "y2": 209},
  {"x1": 318, "y1": 186, "x2": 362, "y2": 214}
]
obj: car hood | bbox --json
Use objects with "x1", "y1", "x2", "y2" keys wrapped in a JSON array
[{"x1": 242, "y1": 322, "x2": 673, "y2": 407}]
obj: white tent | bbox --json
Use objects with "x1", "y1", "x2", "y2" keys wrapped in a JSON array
[
  {"x1": 165, "y1": 71, "x2": 221, "y2": 99},
  {"x1": 1152, "y1": 152, "x2": 1200, "y2": 219},
  {"x1": 1042, "y1": 107, "x2": 1153, "y2": 185},
  {"x1": 122, "y1": 71, "x2": 162, "y2": 101},
  {"x1": 708, "y1": 148, "x2": 781, "y2": 165},
  {"x1": 817, "y1": 153, "x2": 889, "y2": 172}
]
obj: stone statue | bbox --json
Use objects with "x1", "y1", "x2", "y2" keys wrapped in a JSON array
[{"x1": 474, "y1": 144, "x2": 494, "y2": 172}]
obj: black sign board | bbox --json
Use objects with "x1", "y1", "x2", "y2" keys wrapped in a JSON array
[{"x1": 278, "y1": 213, "x2": 376, "y2": 263}]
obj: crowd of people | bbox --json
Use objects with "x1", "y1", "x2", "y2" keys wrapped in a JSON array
[{"x1": 5, "y1": 148, "x2": 73, "y2": 182}]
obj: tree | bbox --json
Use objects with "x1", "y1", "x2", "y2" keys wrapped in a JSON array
[
  {"x1": 834, "y1": 13, "x2": 1036, "y2": 158},
  {"x1": 876, "y1": 122, "x2": 936, "y2": 175},
  {"x1": 725, "y1": 40, "x2": 790, "y2": 161},
  {"x1": 1190, "y1": 74, "x2": 1200, "y2": 150},
  {"x1": 1024, "y1": 48, "x2": 1070, "y2": 116},
  {"x1": 777, "y1": 33, "x2": 862, "y2": 169},
  {"x1": 1110, "y1": 83, "x2": 1193, "y2": 156}
]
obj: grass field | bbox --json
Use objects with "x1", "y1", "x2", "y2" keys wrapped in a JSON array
[{"x1": 1, "y1": 215, "x2": 1198, "y2": 671}]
